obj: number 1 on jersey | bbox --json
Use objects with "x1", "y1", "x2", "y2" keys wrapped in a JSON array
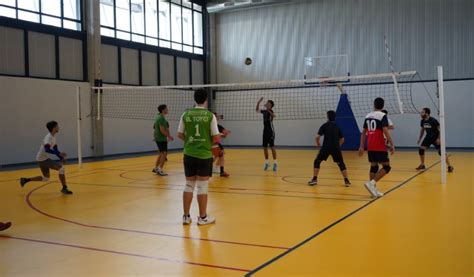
[{"x1": 195, "y1": 124, "x2": 201, "y2": 137}]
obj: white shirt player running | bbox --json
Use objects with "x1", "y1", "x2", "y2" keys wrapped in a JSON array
[{"x1": 36, "y1": 133, "x2": 58, "y2": 161}]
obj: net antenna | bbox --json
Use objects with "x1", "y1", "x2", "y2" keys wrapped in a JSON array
[{"x1": 384, "y1": 35, "x2": 404, "y2": 114}]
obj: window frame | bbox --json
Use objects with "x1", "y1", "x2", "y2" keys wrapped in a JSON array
[
  {"x1": 0, "y1": 0, "x2": 82, "y2": 31},
  {"x1": 99, "y1": 0, "x2": 204, "y2": 56}
]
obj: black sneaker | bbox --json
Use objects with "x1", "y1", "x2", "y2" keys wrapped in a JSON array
[
  {"x1": 448, "y1": 166, "x2": 454, "y2": 173},
  {"x1": 20, "y1": 178, "x2": 29, "y2": 187},
  {"x1": 0, "y1": 222, "x2": 12, "y2": 231},
  {"x1": 308, "y1": 178, "x2": 317, "y2": 186},
  {"x1": 344, "y1": 179, "x2": 351, "y2": 187},
  {"x1": 61, "y1": 187, "x2": 73, "y2": 195},
  {"x1": 416, "y1": 165, "x2": 426, "y2": 170}
]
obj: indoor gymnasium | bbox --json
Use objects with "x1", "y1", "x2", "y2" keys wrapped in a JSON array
[{"x1": 0, "y1": 0, "x2": 472, "y2": 276}]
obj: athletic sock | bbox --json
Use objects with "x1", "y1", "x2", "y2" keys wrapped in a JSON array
[
  {"x1": 273, "y1": 160, "x2": 278, "y2": 164},
  {"x1": 220, "y1": 167, "x2": 224, "y2": 174},
  {"x1": 313, "y1": 176, "x2": 317, "y2": 180},
  {"x1": 370, "y1": 180, "x2": 376, "y2": 185},
  {"x1": 265, "y1": 159, "x2": 269, "y2": 164},
  {"x1": 344, "y1": 178, "x2": 350, "y2": 182}
]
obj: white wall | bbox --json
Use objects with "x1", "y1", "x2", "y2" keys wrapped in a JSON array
[
  {"x1": 0, "y1": 76, "x2": 92, "y2": 166},
  {"x1": 219, "y1": 80, "x2": 474, "y2": 148},
  {"x1": 213, "y1": 0, "x2": 474, "y2": 83}
]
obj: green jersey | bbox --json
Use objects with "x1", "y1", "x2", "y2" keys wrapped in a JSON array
[
  {"x1": 154, "y1": 114, "x2": 169, "y2": 142},
  {"x1": 180, "y1": 108, "x2": 217, "y2": 159}
]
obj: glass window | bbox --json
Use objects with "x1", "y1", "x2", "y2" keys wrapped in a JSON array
[
  {"x1": 182, "y1": 0, "x2": 192, "y2": 9},
  {"x1": 160, "y1": 40, "x2": 170, "y2": 48},
  {"x1": 158, "y1": 0, "x2": 170, "y2": 41},
  {"x1": 172, "y1": 42, "x2": 182, "y2": 51},
  {"x1": 193, "y1": 3, "x2": 202, "y2": 12},
  {"x1": 193, "y1": 11, "x2": 202, "y2": 47},
  {"x1": 170, "y1": 3, "x2": 181, "y2": 43},
  {"x1": 63, "y1": 19, "x2": 81, "y2": 30},
  {"x1": 146, "y1": 37, "x2": 158, "y2": 46},
  {"x1": 194, "y1": 47, "x2": 203, "y2": 55},
  {"x1": 131, "y1": 0, "x2": 144, "y2": 35},
  {"x1": 18, "y1": 10, "x2": 40, "y2": 22},
  {"x1": 100, "y1": 0, "x2": 114, "y2": 27},
  {"x1": 42, "y1": 15, "x2": 61, "y2": 27},
  {"x1": 41, "y1": 0, "x2": 61, "y2": 16},
  {"x1": 132, "y1": 34, "x2": 145, "y2": 43},
  {"x1": 64, "y1": 0, "x2": 80, "y2": 20},
  {"x1": 3, "y1": 0, "x2": 82, "y2": 30},
  {"x1": 116, "y1": 0, "x2": 130, "y2": 31},
  {"x1": 0, "y1": 6, "x2": 16, "y2": 18},
  {"x1": 101, "y1": 27, "x2": 115, "y2": 37},
  {"x1": 1, "y1": 0, "x2": 16, "y2": 7},
  {"x1": 18, "y1": 0, "x2": 40, "y2": 12},
  {"x1": 99, "y1": 0, "x2": 204, "y2": 55},
  {"x1": 182, "y1": 7, "x2": 192, "y2": 45},
  {"x1": 183, "y1": 45, "x2": 192, "y2": 53},
  {"x1": 145, "y1": 0, "x2": 158, "y2": 38}
]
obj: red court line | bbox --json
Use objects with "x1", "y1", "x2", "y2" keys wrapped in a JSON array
[
  {"x1": 26, "y1": 183, "x2": 290, "y2": 250},
  {"x1": 68, "y1": 180, "x2": 368, "y2": 202},
  {"x1": 114, "y1": 170, "x2": 370, "y2": 199},
  {"x1": 0, "y1": 235, "x2": 250, "y2": 273}
]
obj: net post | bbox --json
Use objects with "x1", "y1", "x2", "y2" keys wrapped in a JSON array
[
  {"x1": 76, "y1": 86, "x2": 82, "y2": 169},
  {"x1": 437, "y1": 66, "x2": 447, "y2": 184},
  {"x1": 96, "y1": 87, "x2": 101, "y2": 121}
]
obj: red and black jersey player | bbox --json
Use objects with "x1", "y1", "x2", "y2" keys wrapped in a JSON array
[{"x1": 358, "y1": 97, "x2": 395, "y2": 198}]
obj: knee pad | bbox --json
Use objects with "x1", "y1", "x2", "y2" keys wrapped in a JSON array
[
  {"x1": 184, "y1": 180, "x2": 196, "y2": 193},
  {"x1": 419, "y1": 148, "x2": 425, "y2": 156},
  {"x1": 383, "y1": 165, "x2": 392, "y2": 174},
  {"x1": 196, "y1": 180, "x2": 208, "y2": 195},
  {"x1": 370, "y1": 165, "x2": 379, "y2": 174},
  {"x1": 58, "y1": 166, "x2": 65, "y2": 175},
  {"x1": 314, "y1": 159, "x2": 322, "y2": 169},
  {"x1": 337, "y1": 162, "x2": 346, "y2": 171},
  {"x1": 42, "y1": 176, "x2": 50, "y2": 182}
]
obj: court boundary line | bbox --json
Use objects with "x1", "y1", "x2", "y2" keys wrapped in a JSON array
[
  {"x1": 0, "y1": 235, "x2": 251, "y2": 273},
  {"x1": 245, "y1": 160, "x2": 441, "y2": 276}
]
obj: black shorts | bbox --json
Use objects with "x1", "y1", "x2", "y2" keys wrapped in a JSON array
[
  {"x1": 156, "y1": 141, "x2": 168, "y2": 152},
  {"x1": 421, "y1": 137, "x2": 440, "y2": 149},
  {"x1": 262, "y1": 131, "x2": 275, "y2": 147},
  {"x1": 183, "y1": 155, "x2": 213, "y2": 177},
  {"x1": 38, "y1": 159, "x2": 62, "y2": 176},
  {"x1": 368, "y1": 151, "x2": 389, "y2": 163},
  {"x1": 316, "y1": 148, "x2": 344, "y2": 163}
]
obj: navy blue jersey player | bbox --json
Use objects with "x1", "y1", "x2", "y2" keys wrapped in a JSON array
[
  {"x1": 256, "y1": 97, "x2": 277, "y2": 171},
  {"x1": 416, "y1": 108, "x2": 453, "y2": 172}
]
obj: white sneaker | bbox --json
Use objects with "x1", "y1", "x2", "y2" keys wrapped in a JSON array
[
  {"x1": 197, "y1": 215, "x2": 216, "y2": 226},
  {"x1": 364, "y1": 181, "x2": 379, "y2": 198},
  {"x1": 375, "y1": 190, "x2": 384, "y2": 197},
  {"x1": 182, "y1": 215, "x2": 192, "y2": 225},
  {"x1": 213, "y1": 166, "x2": 220, "y2": 173}
]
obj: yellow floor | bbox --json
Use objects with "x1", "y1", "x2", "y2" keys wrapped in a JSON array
[{"x1": 0, "y1": 149, "x2": 472, "y2": 276}]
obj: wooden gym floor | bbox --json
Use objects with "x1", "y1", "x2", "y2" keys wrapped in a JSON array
[{"x1": 0, "y1": 149, "x2": 472, "y2": 276}]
